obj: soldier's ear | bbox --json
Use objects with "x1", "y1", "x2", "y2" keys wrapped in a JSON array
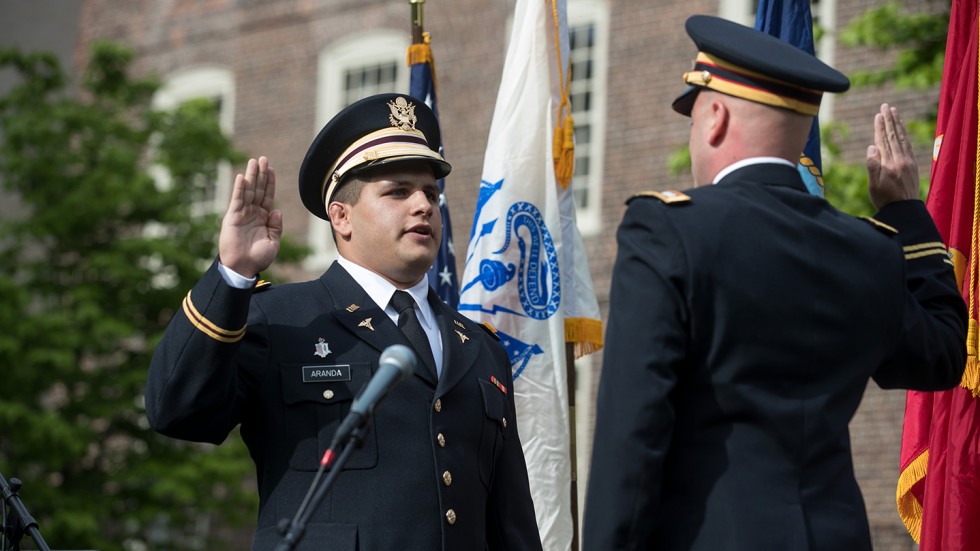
[
  {"x1": 706, "y1": 99, "x2": 729, "y2": 147},
  {"x1": 328, "y1": 202, "x2": 353, "y2": 240}
]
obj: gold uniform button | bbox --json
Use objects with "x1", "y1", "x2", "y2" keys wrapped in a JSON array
[
  {"x1": 323, "y1": 389, "x2": 334, "y2": 400},
  {"x1": 437, "y1": 433, "x2": 446, "y2": 447},
  {"x1": 445, "y1": 509, "x2": 457, "y2": 525},
  {"x1": 501, "y1": 417, "x2": 507, "y2": 428},
  {"x1": 443, "y1": 471, "x2": 452, "y2": 486},
  {"x1": 434, "y1": 399, "x2": 442, "y2": 413}
]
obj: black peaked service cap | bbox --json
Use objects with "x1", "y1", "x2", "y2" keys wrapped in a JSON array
[
  {"x1": 299, "y1": 93, "x2": 452, "y2": 220},
  {"x1": 672, "y1": 15, "x2": 850, "y2": 117}
]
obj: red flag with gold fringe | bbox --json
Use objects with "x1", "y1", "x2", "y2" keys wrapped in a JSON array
[{"x1": 897, "y1": 0, "x2": 980, "y2": 547}]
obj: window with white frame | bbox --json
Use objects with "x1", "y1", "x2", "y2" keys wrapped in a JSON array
[
  {"x1": 568, "y1": 0, "x2": 609, "y2": 236},
  {"x1": 151, "y1": 66, "x2": 235, "y2": 216},
  {"x1": 305, "y1": 31, "x2": 409, "y2": 272}
]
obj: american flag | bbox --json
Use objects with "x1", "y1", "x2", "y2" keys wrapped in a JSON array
[{"x1": 409, "y1": 36, "x2": 459, "y2": 307}]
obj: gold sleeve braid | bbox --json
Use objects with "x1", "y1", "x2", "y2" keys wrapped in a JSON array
[
  {"x1": 181, "y1": 291, "x2": 247, "y2": 343},
  {"x1": 904, "y1": 242, "x2": 954, "y2": 267}
]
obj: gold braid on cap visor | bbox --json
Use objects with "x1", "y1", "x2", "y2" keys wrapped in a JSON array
[
  {"x1": 682, "y1": 52, "x2": 822, "y2": 116},
  {"x1": 321, "y1": 127, "x2": 446, "y2": 204}
]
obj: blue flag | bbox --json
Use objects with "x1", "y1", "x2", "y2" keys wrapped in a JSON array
[
  {"x1": 755, "y1": 0, "x2": 825, "y2": 196},
  {"x1": 409, "y1": 39, "x2": 460, "y2": 307}
]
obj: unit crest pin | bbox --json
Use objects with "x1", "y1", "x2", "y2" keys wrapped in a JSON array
[{"x1": 314, "y1": 338, "x2": 331, "y2": 358}]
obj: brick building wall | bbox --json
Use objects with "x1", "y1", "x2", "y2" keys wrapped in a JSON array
[{"x1": 74, "y1": 0, "x2": 936, "y2": 548}]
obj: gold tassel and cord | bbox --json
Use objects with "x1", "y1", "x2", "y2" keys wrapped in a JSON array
[
  {"x1": 965, "y1": 58, "x2": 980, "y2": 397},
  {"x1": 550, "y1": 0, "x2": 574, "y2": 188},
  {"x1": 965, "y1": 319, "x2": 980, "y2": 396}
]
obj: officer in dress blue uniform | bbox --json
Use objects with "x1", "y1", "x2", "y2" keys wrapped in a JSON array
[
  {"x1": 146, "y1": 93, "x2": 542, "y2": 551},
  {"x1": 582, "y1": 15, "x2": 968, "y2": 551}
]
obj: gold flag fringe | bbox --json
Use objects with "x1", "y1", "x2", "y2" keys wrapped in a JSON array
[
  {"x1": 565, "y1": 317, "x2": 603, "y2": 359},
  {"x1": 406, "y1": 33, "x2": 437, "y2": 90},
  {"x1": 896, "y1": 449, "x2": 929, "y2": 544}
]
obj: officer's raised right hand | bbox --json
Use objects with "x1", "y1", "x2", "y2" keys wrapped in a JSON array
[
  {"x1": 218, "y1": 156, "x2": 283, "y2": 278},
  {"x1": 866, "y1": 103, "x2": 920, "y2": 210}
]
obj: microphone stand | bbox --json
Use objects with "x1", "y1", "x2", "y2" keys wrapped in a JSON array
[
  {"x1": 0, "y1": 473, "x2": 51, "y2": 551},
  {"x1": 274, "y1": 424, "x2": 370, "y2": 551}
]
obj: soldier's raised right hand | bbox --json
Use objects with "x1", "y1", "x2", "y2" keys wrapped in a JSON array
[{"x1": 218, "y1": 156, "x2": 283, "y2": 278}]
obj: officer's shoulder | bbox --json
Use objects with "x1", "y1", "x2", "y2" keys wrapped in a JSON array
[
  {"x1": 477, "y1": 321, "x2": 501, "y2": 341},
  {"x1": 446, "y1": 312, "x2": 501, "y2": 341},
  {"x1": 628, "y1": 190, "x2": 692, "y2": 206},
  {"x1": 858, "y1": 216, "x2": 898, "y2": 236}
]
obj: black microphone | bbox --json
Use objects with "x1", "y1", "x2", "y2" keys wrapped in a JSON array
[{"x1": 326, "y1": 344, "x2": 416, "y2": 453}]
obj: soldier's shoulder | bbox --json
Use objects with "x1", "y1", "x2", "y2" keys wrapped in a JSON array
[
  {"x1": 858, "y1": 216, "x2": 898, "y2": 235},
  {"x1": 477, "y1": 321, "x2": 500, "y2": 341},
  {"x1": 628, "y1": 189, "x2": 692, "y2": 206}
]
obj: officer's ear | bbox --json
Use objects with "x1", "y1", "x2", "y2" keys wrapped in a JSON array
[
  {"x1": 706, "y1": 98, "x2": 730, "y2": 147},
  {"x1": 328, "y1": 201, "x2": 353, "y2": 241}
]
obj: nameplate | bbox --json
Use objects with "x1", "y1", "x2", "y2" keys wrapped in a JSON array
[{"x1": 302, "y1": 364, "x2": 352, "y2": 383}]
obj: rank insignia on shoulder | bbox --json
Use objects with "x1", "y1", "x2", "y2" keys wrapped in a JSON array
[
  {"x1": 254, "y1": 279, "x2": 272, "y2": 291},
  {"x1": 860, "y1": 216, "x2": 898, "y2": 235},
  {"x1": 478, "y1": 322, "x2": 500, "y2": 341},
  {"x1": 631, "y1": 190, "x2": 691, "y2": 204}
]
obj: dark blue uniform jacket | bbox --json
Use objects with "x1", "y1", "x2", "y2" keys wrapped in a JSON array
[
  {"x1": 584, "y1": 164, "x2": 967, "y2": 551},
  {"x1": 147, "y1": 261, "x2": 542, "y2": 551}
]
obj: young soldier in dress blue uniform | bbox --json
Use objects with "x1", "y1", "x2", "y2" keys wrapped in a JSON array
[
  {"x1": 146, "y1": 94, "x2": 542, "y2": 551},
  {"x1": 583, "y1": 15, "x2": 968, "y2": 551}
]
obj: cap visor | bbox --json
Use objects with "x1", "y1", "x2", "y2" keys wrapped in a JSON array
[
  {"x1": 672, "y1": 85, "x2": 700, "y2": 116},
  {"x1": 347, "y1": 155, "x2": 452, "y2": 181}
]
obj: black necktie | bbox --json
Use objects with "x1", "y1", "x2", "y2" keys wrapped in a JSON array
[{"x1": 390, "y1": 290, "x2": 438, "y2": 378}]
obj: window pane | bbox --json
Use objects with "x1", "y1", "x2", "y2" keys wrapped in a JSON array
[
  {"x1": 571, "y1": 90, "x2": 591, "y2": 112},
  {"x1": 343, "y1": 61, "x2": 400, "y2": 106},
  {"x1": 568, "y1": 20, "x2": 597, "y2": 216},
  {"x1": 571, "y1": 59, "x2": 593, "y2": 81}
]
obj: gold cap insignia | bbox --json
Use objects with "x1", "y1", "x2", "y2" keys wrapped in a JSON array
[{"x1": 388, "y1": 97, "x2": 417, "y2": 132}]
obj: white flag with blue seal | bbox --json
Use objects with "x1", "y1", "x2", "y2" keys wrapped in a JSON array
[{"x1": 460, "y1": 0, "x2": 602, "y2": 548}]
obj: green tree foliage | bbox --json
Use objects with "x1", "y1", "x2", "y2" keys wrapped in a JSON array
[
  {"x1": 839, "y1": 2, "x2": 948, "y2": 92},
  {"x1": 823, "y1": 1, "x2": 947, "y2": 216},
  {"x1": 0, "y1": 41, "x2": 303, "y2": 549}
]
